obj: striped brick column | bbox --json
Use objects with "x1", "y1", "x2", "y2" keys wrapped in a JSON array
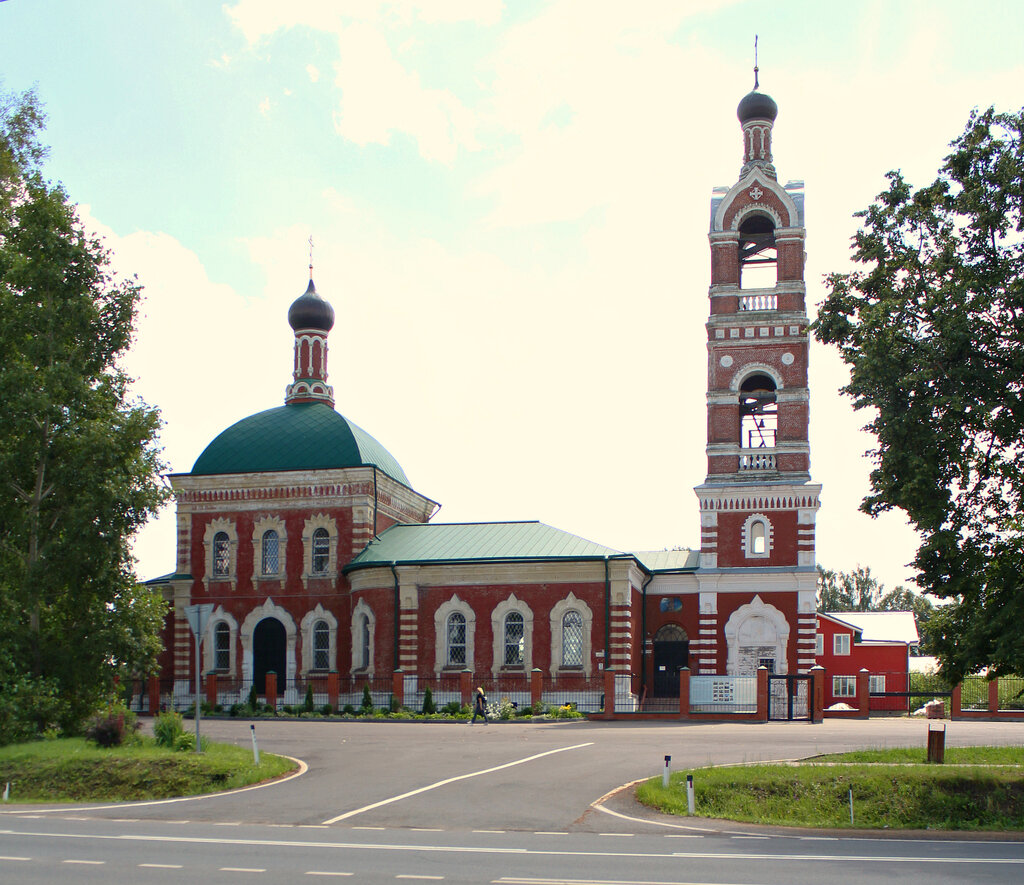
[
  {"x1": 608, "y1": 599, "x2": 632, "y2": 672},
  {"x1": 694, "y1": 591, "x2": 719, "y2": 673},
  {"x1": 398, "y1": 605, "x2": 419, "y2": 673},
  {"x1": 352, "y1": 504, "x2": 374, "y2": 556},
  {"x1": 796, "y1": 588, "x2": 817, "y2": 674}
]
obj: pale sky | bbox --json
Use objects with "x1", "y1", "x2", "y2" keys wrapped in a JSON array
[{"x1": 3, "y1": 1, "x2": 1023, "y2": 594}]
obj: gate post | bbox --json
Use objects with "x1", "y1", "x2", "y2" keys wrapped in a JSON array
[
  {"x1": 809, "y1": 666, "x2": 825, "y2": 723},
  {"x1": 604, "y1": 669, "x2": 617, "y2": 719},
  {"x1": 205, "y1": 672, "x2": 218, "y2": 709},
  {"x1": 756, "y1": 666, "x2": 769, "y2": 722},
  {"x1": 530, "y1": 668, "x2": 543, "y2": 710},
  {"x1": 856, "y1": 669, "x2": 870, "y2": 719},
  {"x1": 265, "y1": 671, "x2": 277, "y2": 712},
  {"x1": 460, "y1": 669, "x2": 473, "y2": 707},
  {"x1": 678, "y1": 667, "x2": 690, "y2": 719},
  {"x1": 147, "y1": 675, "x2": 161, "y2": 716},
  {"x1": 951, "y1": 683, "x2": 962, "y2": 719},
  {"x1": 988, "y1": 678, "x2": 1000, "y2": 715}
]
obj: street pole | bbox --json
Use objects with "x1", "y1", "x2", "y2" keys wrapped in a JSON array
[{"x1": 184, "y1": 604, "x2": 215, "y2": 755}]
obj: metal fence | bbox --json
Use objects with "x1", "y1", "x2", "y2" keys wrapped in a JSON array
[
  {"x1": 690, "y1": 675, "x2": 757, "y2": 714},
  {"x1": 960, "y1": 675, "x2": 1024, "y2": 711}
]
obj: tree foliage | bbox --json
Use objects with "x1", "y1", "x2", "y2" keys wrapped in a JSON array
[
  {"x1": 0, "y1": 87, "x2": 169, "y2": 740},
  {"x1": 813, "y1": 107, "x2": 1024, "y2": 680}
]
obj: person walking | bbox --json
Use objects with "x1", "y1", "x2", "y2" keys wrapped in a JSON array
[{"x1": 470, "y1": 686, "x2": 488, "y2": 725}]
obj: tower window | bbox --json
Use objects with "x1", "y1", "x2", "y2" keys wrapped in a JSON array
[
  {"x1": 739, "y1": 374, "x2": 777, "y2": 449},
  {"x1": 743, "y1": 514, "x2": 772, "y2": 558},
  {"x1": 214, "y1": 622, "x2": 230, "y2": 671},
  {"x1": 738, "y1": 214, "x2": 777, "y2": 290}
]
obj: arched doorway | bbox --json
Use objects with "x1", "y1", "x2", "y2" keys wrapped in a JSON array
[
  {"x1": 253, "y1": 617, "x2": 286, "y2": 694},
  {"x1": 652, "y1": 624, "x2": 689, "y2": 697}
]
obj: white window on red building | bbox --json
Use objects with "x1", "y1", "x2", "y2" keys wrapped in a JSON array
[
  {"x1": 869, "y1": 674, "x2": 886, "y2": 694},
  {"x1": 834, "y1": 633, "x2": 851, "y2": 655},
  {"x1": 815, "y1": 632, "x2": 824, "y2": 656},
  {"x1": 833, "y1": 675, "x2": 856, "y2": 697}
]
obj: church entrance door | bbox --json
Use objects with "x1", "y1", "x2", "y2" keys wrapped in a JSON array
[
  {"x1": 652, "y1": 624, "x2": 689, "y2": 697},
  {"x1": 253, "y1": 617, "x2": 286, "y2": 694}
]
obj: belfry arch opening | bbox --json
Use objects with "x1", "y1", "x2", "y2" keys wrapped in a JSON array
[
  {"x1": 739, "y1": 374, "x2": 777, "y2": 449},
  {"x1": 738, "y1": 214, "x2": 777, "y2": 291}
]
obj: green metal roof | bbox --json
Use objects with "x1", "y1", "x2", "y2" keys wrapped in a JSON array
[
  {"x1": 630, "y1": 549, "x2": 700, "y2": 572},
  {"x1": 345, "y1": 521, "x2": 622, "y2": 571},
  {"x1": 191, "y1": 402, "x2": 409, "y2": 485}
]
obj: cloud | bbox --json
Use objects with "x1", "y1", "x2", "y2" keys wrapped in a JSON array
[
  {"x1": 306, "y1": 63, "x2": 320, "y2": 82},
  {"x1": 258, "y1": 96, "x2": 271, "y2": 115}
]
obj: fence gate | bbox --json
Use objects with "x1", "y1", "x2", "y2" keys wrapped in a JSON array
[{"x1": 768, "y1": 674, "x2": 811, "y2": 721}]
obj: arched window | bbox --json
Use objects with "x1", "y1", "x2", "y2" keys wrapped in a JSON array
[
  {"x1": 311, "y1": 528, "x2": 330, "y2": 574},
  {"x1": 750, "y1": 520, "x2": 766, "y2": 555},
  {"x1": 503, "y1": 612, "x2": 525, "y2": 666},
  {"x1": 313, "y1": 619, "x2": 330, "y2": 670},
  {"x1": 360, "y1": 614, "x2": 371, "y2": 670},
  {"x1": 261, "y1": 530, "x2": 279, "y2": 575},
  {"x1": 447, "y1": 612, "x2": 467, "y2": 666},
  {"x1": 213, "y1": 532, "x2": 230, "y2": 578},
  {"x1": 561, "y1": 611, "x2": 584, "y2": 667},
  {"x1": 214, "y1": 622, "x2": 230, "y2": 671},
  {"x1": 739, "y1": 374, "x2": 777, "y2": 450},
  {"x1": 738, "y1": 213, "x2": 777, "y2": 291}
]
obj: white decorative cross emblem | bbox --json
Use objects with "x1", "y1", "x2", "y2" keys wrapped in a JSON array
[{"x1": 749, "y1": 186, "x2": 763, "y2": 200}]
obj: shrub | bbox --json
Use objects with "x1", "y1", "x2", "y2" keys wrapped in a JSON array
[
  {"x1": 304, "y1": 684, "x2": 315, "y2": 713},
  {"x1": 320, "y1": 703, "x2": 333, "y2": 716},
  {"x1": 247, "y1": 684, "x2": 259, "y2": 710},
  {"x1": 342, "y1": 704, "x2": 356, "y2": 715},
  {"x1": 421, "y1": 686, "x2": 436, "y2": 715},
  {"x1": 86, "y1": 713, "x2": 130, "y2": 747},
  {"x1": 361, "y1": 685, "x2": 374, "y2": 714},
  {"x1": 229, "y1": 703, "x2": 245, "y2": 717},
  {"x1": 154, "y1": 711, "x2": 184, "y2": 748},
  {"x1": 441, "y1": 700, "x2": 462, "y2": 716},
  {"x1": 174, "y1": 731, "x2": 209, "y2": 752}
]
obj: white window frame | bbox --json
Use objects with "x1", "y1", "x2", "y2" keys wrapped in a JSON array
[
  {"x1": 202, "y1": 607, "x2": 239, "y2": 675},
  {"x1": 815, "y1": 632, "x2": 824, "y2": 656},
  {"x1": 203, "y1": 519, "x2": 237, "y2": 589},
  {"x1": 490, "y1": 594, "x2": 534, "y2": 676},
  {"x1": 869, "y1": 674, "x2": 886, "y2": 695},
  {"x1": 303, "y1": 514, "x2": 338, "y2": 578},
  {"x1": 549, "y1": 593, "x2": 593, "y2": 677},
  {"x1": 834, "y1": 633, "x2": 851, "y2": 656},
  {"x1": 742, "y1": 513, "x2": 772, "y2": 559},
  {"x1": 434, "y1": 595, "x2": 475, "y2": 676},
  {"x1": 299, "y1": 605, "x2": 337, "y2": 675},
  {"x1": 833, "y1": 675, "x2": 856, "y2": 697},
  {"x1": 253, "y1": 516, "x2": 287, "y2": 580},
  {"x1": 350, "y1": 599, "x2": 376, "y2": 676}
]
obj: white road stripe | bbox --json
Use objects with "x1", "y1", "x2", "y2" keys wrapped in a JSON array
[
  {"x1": 322, "y1": 743, "x2": 593, "y2": 824},
  {"x1": 221, "y1": 867, "x2": 266, "y2": 872},
  {"x1": 0, "y1": 855, "x2": 30, "y2": 861},
  {"x1": 140, "y1": 863, "x2": 184, "y2": 868},
  {"x1": 306, "y1": 873, "x2": 354, "y2": 877},
  {"x1": 63, "y1": 859, "x2": 105, "y2": 864}
]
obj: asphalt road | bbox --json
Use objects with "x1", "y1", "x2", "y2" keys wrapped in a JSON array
[{"x1": 2, "y1": 717, "x2": 1023, "y2": 883}]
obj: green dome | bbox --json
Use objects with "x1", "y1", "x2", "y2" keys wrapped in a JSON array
[{"x1": 191, "y1": 402, "x2": 410, "y2": 485}]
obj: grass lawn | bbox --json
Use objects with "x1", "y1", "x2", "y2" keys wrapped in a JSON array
[
  {"x1": 0, "y1": 737, "x2": 297, "y2": 803},
  {"x1": 636, "y1": 745, "x2": 1024, "y2": 831}
]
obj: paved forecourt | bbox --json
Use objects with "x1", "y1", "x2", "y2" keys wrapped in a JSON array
[{"x1": 5, "y1": 717, "x2": 1022, "y2": 833}]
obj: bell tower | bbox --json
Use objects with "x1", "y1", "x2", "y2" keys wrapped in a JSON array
[{"x1": 692, "y1": 72, "x2": 820, "y2": 677}]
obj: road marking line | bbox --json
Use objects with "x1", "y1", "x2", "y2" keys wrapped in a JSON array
[
  {"x1": 412, "y1": 828, "x2": 443, "y2": 832},
  {"x1": 598, "y1": 834, "x2": 633, "y2": 837},
  {"x1": 352, "y1": 826, "x2": 387, "y2": 830},
  {"x1": 0, "y1": 855, "x2": 30, "y2": 861},
  {"x1": 664, "y1": 835, "x2": 703, "y2": 839},
  {"x1": 140, "y1": 863, "x2": 184, "y2": 868},
  {"x1": 534, "y1": 832, "x2": 568, "y2": 836},
  {"x1": 322, "y1": 743, "x2": 593, "y2": 824},
  {"x1": 63, "y1": 859, "x2": 105, "y2": 864},
  {"x1": 306, "y1": 873, "x2": 354, "y2": 877},
  {"x1": 300, "y1": 825, "x2": 330, "y2": 829},
  {"x1": 215, "y1": 822, "x2": 243, "y2": 827},
  {"x1": 473, "y1": 830, "x2": 506, "y2": 834},
  {"x1": 730, "y1": 835, "x2": 769, "y2": 840},
  {"x1": 396, "y1": 876, "x2": 444, "y2": 880},
  {"x1": 221, "y1": 867, "x2": 266, "y2": 872}
]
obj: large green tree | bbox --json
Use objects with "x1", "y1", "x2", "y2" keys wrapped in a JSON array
[
  {"x1": 0, "y1": 88, "x2": 168, "y2": 740},
  {"x1": 814, "y1": 107, "x2": 1024, "y2": 682}
]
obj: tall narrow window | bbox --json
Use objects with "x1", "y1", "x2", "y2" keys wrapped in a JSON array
[
  {"x1": 213, "y1": 532, "x2": 230, "y2": 578},
  {"x1": 750, "y1": 521, "x2": 766, "y2": 555},
  {"x1": 360, "y1": 614, "x2": 371, "y2": 670},
  {"x1": 313, "y1": 619, "x2": 330, "y2": 670},
  {"x1": 447, "y1": 612, "x2": 467, "y2": 666},
  {"x1": 503, "y1": 612, "x2": 525, "y2": 666},
  {"x1": 312, "y1": 528, "x2": 330, "y2": 574},
  {"x1": 739, "y1": 374, "x2": 777, "y2": 449},
  {"x1": 214, "y1": 622, "x2": 230, "y2": 671},
  {"x1": 261, "y1": 530, "x2": 279, "y2": 576},
  {"x1": 561, "y1": 611, "x2": 583, "y2": 667},
  {"x1": 834, "y1": 633, "x2": 851, "y2": 655}
]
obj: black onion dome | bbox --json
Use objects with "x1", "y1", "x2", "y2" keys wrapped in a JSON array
[
  {"x1": 737, "y1": 89, "x2": 778, "y2": 124},
  {"x1": 288, "y1": 278, "x2": 335, "y2": 332}
]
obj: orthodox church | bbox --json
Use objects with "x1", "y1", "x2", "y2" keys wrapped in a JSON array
[{"x1": 151, "y1": 79, "x2": 820, "y2": 709}]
